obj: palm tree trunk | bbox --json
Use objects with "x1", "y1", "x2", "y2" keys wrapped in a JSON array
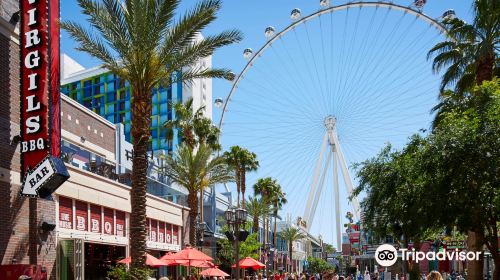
[
  {"x1": 241, "y1": 170, "x2": 246, "y2": 208},
  {"x1": 236, "y1": 170, "x2": 241, "y2": 207},
  {"x1": 273, "y1": 209, "x2": 278, "y2": 247},
  {"x1": 130, "y1": 90, "x2": 152, "y2": 270},
  {"x1": 187, "y1": 191, "x2": 199, "y2": 245},
  {"x1": 253, "y1": 216, "x2": 259, "y2": 235},
  {"x1": 475, "y1": 51, "x2": 494, "y2": 86},
  {"x1": 289, "y1": 241, "x2": 293, "y2": 273}
]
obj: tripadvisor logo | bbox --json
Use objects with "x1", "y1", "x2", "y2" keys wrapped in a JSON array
[
  {"x1": 374, "y1": 244, "x2": 482, "y2": 267},
  {"x1": 375, "y1": 244, "x2": 398, "y2": 267}
]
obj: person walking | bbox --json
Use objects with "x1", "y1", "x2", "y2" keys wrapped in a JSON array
[{"x1": 426, "y1": 271, "x2": 443, "y2": 280}]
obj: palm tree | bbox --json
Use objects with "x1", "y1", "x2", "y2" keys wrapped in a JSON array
[
  {"x1": 427, "y1": 0, "x2": 499, "y2": 94},
  {"x1": 280, "y1": 226, "x2": 305, "y2": 272},
  {"x1": 270, "y1": 188, "x2": 287, "y2": 248},
  {"x1": 223, "y1": 146, "x2": 259, "y2": 207},
  {"x1": 253, "y1": 177, "x2": 281, "y2": 248},
  {"x1": 164, "y1": 97, "x2": 221, "y2": 151},
  {"x1": 245, "y1": 196, "x2": 272, "y2": 234},
  {"x1": 62, "y1": 0, "x2": 241, "y2": 270},
  {"x1": 162, "y1": 144, "x2": 233, "y2": 244}
]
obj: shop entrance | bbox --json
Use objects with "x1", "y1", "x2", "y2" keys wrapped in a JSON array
[{"x1": 84, "y1": 243, "x2": 125, "y2": 280}]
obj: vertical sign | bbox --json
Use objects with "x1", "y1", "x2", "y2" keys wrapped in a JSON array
[{"x1": 20, "y1": 0, "x2": 69, "y2": 198}]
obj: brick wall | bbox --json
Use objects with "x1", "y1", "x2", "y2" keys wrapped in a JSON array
[
  {"x1": 0, "y1": 11, "x2": 57, "y2": 279},
  {"x1": 61, "y1": 98, "x2": 116, "y2": 153}
]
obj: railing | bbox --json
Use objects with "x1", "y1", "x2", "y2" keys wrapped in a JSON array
[{"x1": 61, "y1": 140, "x2": 188, "y2": 206}]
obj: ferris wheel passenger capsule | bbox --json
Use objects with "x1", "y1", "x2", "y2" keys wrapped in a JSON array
[
  {"x1": 442, "y1": 10, "x2": 456, "y2": 20},
  {"x1": 290, "y1": 8, "x2": 301, "y2": 20},
  {"x1": 243, "y1": 48, "x2": 253, "y2": 60},
  {"x1": 264, "y1": 26, "x2": 275, "y2": 38},
  {"x1": 413, "y1": 0, "x2": 427, "y2": 9},
  {"x1": 319, "y1": 0, "x2": 330, "y2": 7},
  {"x1": 214, "y1": 98, "x2": 224, "y2": 108}
]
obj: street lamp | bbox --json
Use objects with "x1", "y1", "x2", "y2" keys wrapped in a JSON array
[{"x1": 225, "y1": 207, "x2": 248, "y2": 280}]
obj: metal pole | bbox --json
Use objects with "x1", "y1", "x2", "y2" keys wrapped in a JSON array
[
  {"x1": 332, "y1": 147, "x2": 341, "y2": 250},
  {"x1": 236, "y1": 225, "x2": 241, "y2": 280}
]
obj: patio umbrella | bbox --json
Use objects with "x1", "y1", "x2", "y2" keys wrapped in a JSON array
[
  {"x1": 160, "y1": 252, "x2": 188, "y2": 266},
  {"x1": 173, "y1": 246, "x2": 213, "y2": 261},
  {"x1": 117, "y1": 253, "x2": 165, "y2": 267},
  {"x1": 182, "y1": 260, "x2": 214, "y2": 268},
  {"x1": 232, "y1": 257, "x2": 265, "y2": 270},
  {"x1": 200, "y1": 267, "x2": 230, "y2": 277}
]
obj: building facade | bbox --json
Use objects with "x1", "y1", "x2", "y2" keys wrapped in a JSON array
[{"x1": 0, "y1": 3, "x2": 190, "y2": 279}]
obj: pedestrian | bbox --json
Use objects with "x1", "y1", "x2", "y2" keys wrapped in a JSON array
[{"x1": 426, "y1": 271, "x2": 443, "y2": 280}]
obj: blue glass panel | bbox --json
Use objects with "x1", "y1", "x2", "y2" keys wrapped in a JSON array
[
  {"x1": 152, "y1": 105, "x2": 158, "y2": 115},
  {"x1": 151, "y1": 116, "x2": 158, "y2": 127}
]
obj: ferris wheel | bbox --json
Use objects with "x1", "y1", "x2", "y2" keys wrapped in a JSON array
[{"x1": 216, "y1": 1, "x2": 454, "y2": 248}]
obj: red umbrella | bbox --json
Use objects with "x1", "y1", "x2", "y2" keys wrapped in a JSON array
[
  {"x1": 160, "y1": 252, "x2": 188, "y2": 265},
  {"x1": 232, "y1": 257, "x2": 265, "y2": 270},
  {"x1": 182, "y1": 260, "x2": 214, "y2": 268},
  {"x1": 200, "y1": 267, "x2": 230, "y2": 277},
  {"x1": 117, "y1": 253, "x2": 165, "y2": 267},
  {"x1": 173, "y1": 246, "x2": 213, "y2": 261}
]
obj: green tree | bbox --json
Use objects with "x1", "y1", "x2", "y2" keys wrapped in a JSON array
[
  {"x1": 305, "y1": 257, "x2": 335, "y2": 274},
  {"x1": 427, "y1": 0, "x2": 500, "y2": 130},
  {"x1": 163, "y1": 97, "x2": 221, "y2": 151},
  {"x1": 253, "y1": 177, "x2": 281, "y2": 246},
  {"x1": 162, "y1": 144, "x2": 233, "y2": 244},
  {"x1": 419, "y1": 80, "x2": 500, "y2": 280},
  {"x1": 354, "y1": 136, "x2": 433, "y2": 276},
  {"x1": 427, "y1": 0, "x2": 499, "y2": 94},
  {"x1": 62, "y1": 0, "x2": 242, "y2": 271},
  {"x1": 245, "y1": 196, "x2": 272, "y2": 234},
  {"x1": 280, "y1": 226, "x2": 305, "y2": 272},
  {"x1": 223, "y1": 146, "x2": 259, "y2": 207},
  {"x1": 216, "y1": 222, "x2": 261, "y2": 269}
]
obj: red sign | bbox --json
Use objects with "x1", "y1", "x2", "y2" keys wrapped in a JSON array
[
  {"x1": 20, "y1": 0, "x2": 68, "y2": 198},
  {"x1": 172, "y1": 225, "x2": 179, "y2": 245},
  {"x1": 58, "y1": 196, "x2": 72, "y2": 229},
  {"x1": 75, "y1": 200, "x2": 88, "y2": 231},
  {"x1": 116, "y1": 211, "x2": 125, "y2": 237},
  {"x1": 103, "y1": 208, "x2": 114, "y2": 235},
  {"x1": 90, "y1": 204, "x2": 101, "y2": 233},
  {"x1": 158, "y1": 222, "x2": 165, "y2": 243}
]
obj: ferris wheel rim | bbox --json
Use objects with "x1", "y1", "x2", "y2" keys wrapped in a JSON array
[{"x1": 217, "y1": 1, "x2": 448, "y2": 131}]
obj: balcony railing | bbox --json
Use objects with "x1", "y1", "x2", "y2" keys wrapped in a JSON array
[{"x1": 61, "y1": 140, "x2": 187, "y2": 206}]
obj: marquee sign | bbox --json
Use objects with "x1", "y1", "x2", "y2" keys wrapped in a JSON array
[{"x1": 20, "y1": 0, "x2": 69, "y2": 197}]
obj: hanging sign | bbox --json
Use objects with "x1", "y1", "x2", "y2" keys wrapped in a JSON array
[{"x1": 20, "y1": 0, "x2": 69, "y2": 197}]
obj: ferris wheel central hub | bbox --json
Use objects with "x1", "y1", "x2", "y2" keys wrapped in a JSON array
[{"x1": 324, "y1": 115, "x2": 337, "y2": 132}]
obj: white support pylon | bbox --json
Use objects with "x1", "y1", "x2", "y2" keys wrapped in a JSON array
[
  {"x1": 303, "y1": 115, "x2": 361, "y2": 248},
  {"x1": 304, "y1": 134, "x2": 328, "y2": 227},
  {"x1": 308, "y1": 150, "x2": 332, "y2": 227},
  {"x1": 332, "y1": 145, "x2": 341, "y2": 250}
]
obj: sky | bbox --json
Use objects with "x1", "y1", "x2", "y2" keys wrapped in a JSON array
[{"x1": 60, "y1": 0, "x2": 475, "y2": 247}]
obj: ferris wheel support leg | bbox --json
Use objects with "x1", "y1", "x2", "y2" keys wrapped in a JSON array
[
  {"x1": 304, "y1": 133, "x2": 329, "y2": 226},
  {"x1": 332, "y1": 147, "x2": 341, "y2": 250},
  {"x1": 308, "y1": 150, "x2": 332, "y2": 228},
  {"x1": 332, "y1": 132, "x2": 361, "y2": 221}
]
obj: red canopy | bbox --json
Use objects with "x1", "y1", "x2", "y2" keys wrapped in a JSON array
[
  {"x1": 173, "y1": 246, "x2": 213, "y2": 261},
  {"x1": 117, "y1": 253, "x2": 165, "y2": 267},
  {"x1": 232, "y1": 257, "x2": 265, "y2": 270},
  {"x1": 200, "y1": 267, "x2": 230, "y2": 277},
  {"x1": 160, "y1": 252, "x2": 188, "y2": 265},
  {"x1": 182, "y1": 260, "x2": 214, "y2": 268}
]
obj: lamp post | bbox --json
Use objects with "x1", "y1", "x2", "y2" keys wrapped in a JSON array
[{"x1": 225, "y1": 207, "x2": 248, "y2": 280}]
